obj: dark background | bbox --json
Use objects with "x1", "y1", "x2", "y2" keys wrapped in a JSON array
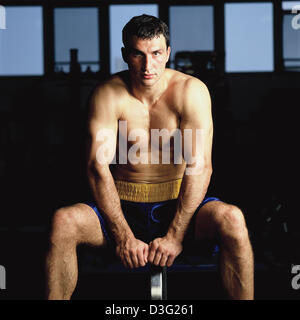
[{"x1": 0, "y1": 0, "x2": 299, "y2": 300}]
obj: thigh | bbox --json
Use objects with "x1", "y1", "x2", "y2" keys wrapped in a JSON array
[{"x1": 52, "y1": 202, "x2": 107, "y2": 247}]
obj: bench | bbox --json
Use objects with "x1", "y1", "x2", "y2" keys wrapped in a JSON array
[{"x1": 76, "y1": 242, "x2": 221, "y2": 300}]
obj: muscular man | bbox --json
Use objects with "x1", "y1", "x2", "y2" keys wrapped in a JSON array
[{"x1": 45, "y1": 14, "x2": 254, "y2": 300}]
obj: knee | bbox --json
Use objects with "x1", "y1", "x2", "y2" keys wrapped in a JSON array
[
  {"x1": 214, "y1": 205, "x2": 249, "y2": 245},
  {"x1": 50, "y1": 207, "x2": 79, "y2": 245}
]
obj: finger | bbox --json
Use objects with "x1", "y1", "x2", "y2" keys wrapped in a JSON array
[
  {"x1": 130, "y1": 251, "x2": 140, "y2": 268},
  {"x1": 143, "y1": 245, "x2": 149, "y2": 264},
  {"x1": 137, "y1": 248, "x2": 145, "y2": 267},
  {"x1": 132, "y1": 255, "x2": 139, "y2": 268},
  {"x1": 166, "y1": 255, "x2": 175, "y2": 267},
  {"x1": 124, "y1": 252, "x2": 134, "y2": 269},
  {"x1": 148, "y1": 242, "x2": 157, "y2": 263},
  {"x1": 120, "y1": 252, "x2": 128, "y2": 268},
  {"x1": 159, "y1": 253, "x2": 169, "y2": 267},
  {"x1": 117, "y1": 248, "x2": 129, "y2": 268},
  {"x1": 153, "y1": 250, "x2": 162, "y2": 266}
]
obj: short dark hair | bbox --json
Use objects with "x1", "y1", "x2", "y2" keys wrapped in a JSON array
[{"x1": 122, "y1": 14, "x2": 170, "y2": 48}]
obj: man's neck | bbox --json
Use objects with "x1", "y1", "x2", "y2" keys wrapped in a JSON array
[{"x1": 130, "y1": 71, "x2": 168, "y2": 107}]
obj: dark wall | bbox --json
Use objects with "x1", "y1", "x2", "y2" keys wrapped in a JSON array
[{"x1": 0, "y1": 74, "x2": 100, "y2": 227}]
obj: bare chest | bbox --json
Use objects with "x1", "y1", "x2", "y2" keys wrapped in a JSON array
[
  {"x1": 115, "y1": 100, "x2": 181, "y2": 167},
  {"x1": 119, "y1": 99, "x2": 180, "y2": 140}
]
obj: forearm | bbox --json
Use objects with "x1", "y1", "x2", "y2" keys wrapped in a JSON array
[
  {"x1": 87, "y1": 165, "x2": 134, "y2": 242},
  {"x1": 167, "y1": 166, "x2": 212, "y2": 242}
]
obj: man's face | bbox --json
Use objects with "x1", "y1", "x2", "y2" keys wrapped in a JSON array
[{"x1": 123, "y1": 34, "x2": 171, "y2": 87}]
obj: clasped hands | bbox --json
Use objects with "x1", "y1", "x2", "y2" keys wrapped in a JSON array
[{"x1": 116, "y1": 235, "x2": 183, "y2": 269}]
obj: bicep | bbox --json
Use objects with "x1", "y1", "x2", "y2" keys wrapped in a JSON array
[
  {"x1": 86, "y1": 87, "x2": 119, "y2": 172},
  {"x1": 180, "y1": 79, "x2": 213, "y2": 171}
]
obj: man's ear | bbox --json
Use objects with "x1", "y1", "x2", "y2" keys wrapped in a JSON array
[
  {"x1": 166, "y1": 46, "x2": 171, "y2": 62},
  {"x1": 121, "y1": 47, "x2": 128, "y2": 63}
]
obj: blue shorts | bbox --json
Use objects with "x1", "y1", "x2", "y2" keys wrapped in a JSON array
[{"x1": 85, "y1": 196, "x2": 220, "y2": 247}]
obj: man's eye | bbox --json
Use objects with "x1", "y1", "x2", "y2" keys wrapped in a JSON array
[{"x1": 153, "y1": 52, "x2": 160, "y2": 56}]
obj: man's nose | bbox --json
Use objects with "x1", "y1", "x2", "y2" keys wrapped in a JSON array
[{"x1": 142, "y1": 55, "x2": 152, "y2": 72}]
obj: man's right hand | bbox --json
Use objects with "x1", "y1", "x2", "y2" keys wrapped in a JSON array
[{"x1": 116, "y1": 236, "x2": 149, "y2": 269}]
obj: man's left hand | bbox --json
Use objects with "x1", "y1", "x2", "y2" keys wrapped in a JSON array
[{"x1": 148, "y1": 236, "x2": 183, "y2": 267}]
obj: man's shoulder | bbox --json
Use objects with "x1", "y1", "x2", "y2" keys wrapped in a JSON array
[
  {"x1": 88, "y1": 72, "x2": 130, "y2": 120},
  {"x1": 166, "y1": 69, "x2": 209, "y2": 110},
  {"x1": 167, "y1": 69, "x2": 208, "y2": 92},
  {"x1": 93, "y1": 71, "x2": 129, "y2": 99}
]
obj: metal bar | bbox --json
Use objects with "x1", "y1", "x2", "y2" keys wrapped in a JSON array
[{"x1": 150, "y1": 265, "x2": 167, "y2": 300}]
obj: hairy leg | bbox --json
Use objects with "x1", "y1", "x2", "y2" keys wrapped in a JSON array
[
  {"x1": 45, "y1": 203, "x2": 106, "y2": 300},
  {"x1": 194, "y1": 201, "x2": 254, "y2": 300}
]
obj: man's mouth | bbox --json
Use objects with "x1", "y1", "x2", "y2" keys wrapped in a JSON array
[{"x1": 142, "y1": 74, "x2": 155, "y2": 79}]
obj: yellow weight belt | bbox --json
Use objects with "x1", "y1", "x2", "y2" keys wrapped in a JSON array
[{"x1": 114, "y1": 179, "x2": 182, "y2": 203}]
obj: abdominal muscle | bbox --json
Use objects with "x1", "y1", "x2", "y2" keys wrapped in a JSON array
[
  {"x1": 110, "y1": 127, "x2": 186, "y2": 183},
  {"x1": 110, "y1": 161, "x2": 186, "y2": 184}
]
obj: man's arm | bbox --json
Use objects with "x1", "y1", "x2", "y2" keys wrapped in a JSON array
[
  {"x1": 86, "y1": 84, "x2": 148, "y2": 268},
  {"x1": 148, "y1": 78, "x2": 213, "y2": 267}
]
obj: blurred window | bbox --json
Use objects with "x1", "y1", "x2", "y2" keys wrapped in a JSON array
[
  {"x1": 225, "y1": 2, "x2": 274, "y2": 72},
  {"x1": 0, "y1": 6, "x2": 43, "y2": 76},
  {"x1": 54, "y1": 7, "x2": 99, "y2": 73}
]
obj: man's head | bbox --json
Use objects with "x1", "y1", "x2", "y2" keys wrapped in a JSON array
[
  {"x1": 122, "y1": 14, "x2": 169, "y2": 49},
  {"x1": 121, "y1": 14, "x2": 171, "y2": 86}
]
